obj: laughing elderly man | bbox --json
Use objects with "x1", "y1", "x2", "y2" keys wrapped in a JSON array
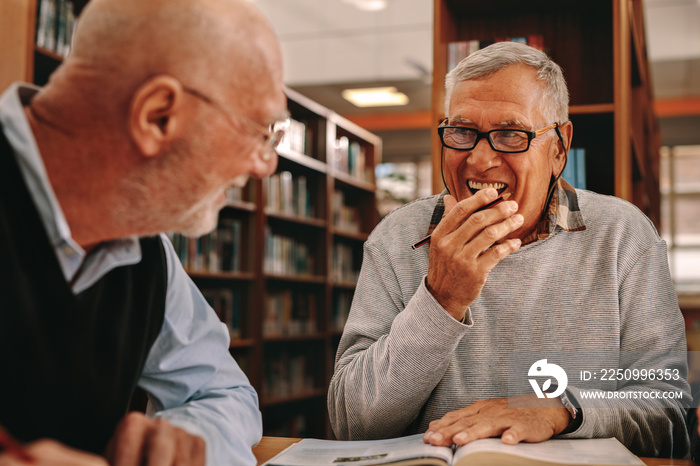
[{"x1": 328, "y1": 41, "x2": 689, "y2": 458}]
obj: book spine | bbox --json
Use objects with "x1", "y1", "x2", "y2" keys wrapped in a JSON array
[
  {"x1": 575, "y1": 148, "x2": 587, "y2": 190},
  {"x1": 280, "y1": 171, "x2": 294, "y2": 215}
]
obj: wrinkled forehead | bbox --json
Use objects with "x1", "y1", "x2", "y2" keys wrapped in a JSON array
[{"x1": 448, "y1": 69, "x2": 546, "y2": 126}]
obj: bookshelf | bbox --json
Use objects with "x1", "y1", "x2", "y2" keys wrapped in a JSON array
[
  {"x1": 169, "y1": 87, "x2": 382, "y2": 438},
  {"x1": 1, "y1": 0, "x2": 83, "y2": 91},
  {"x1": 431, "y1": 0, "x2": 661, "y2": 227},
  {"x1": 170, "y1": 89, "x2": 381, "y2": 438},
  {"x1": 2, "y1": 0, "x2": 382, "y2": 440}
]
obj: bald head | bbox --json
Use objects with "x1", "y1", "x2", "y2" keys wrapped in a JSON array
[
  {"x1": 66, "y1": 0, "x2": 282, "y2": 107},
  {"x1": 23, "y1": 0, "x2": 287, "y2": 245}
]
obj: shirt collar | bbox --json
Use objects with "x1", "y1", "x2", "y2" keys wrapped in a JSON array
[
  {"x1": 0, "y1": 83, "x2": 142, "y2": 290},
  {"x1": 425, "y1": 178, "x2": 586, "y2": 245},
  {"x1": 0, "y1": 83, "x2": 81, "y2": 251}
]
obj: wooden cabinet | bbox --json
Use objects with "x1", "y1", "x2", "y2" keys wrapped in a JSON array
[
  {"x1": 431, "y1": 0, "x2": 660, "y2": 226},
  {"x1": 2, "y1": 0, "x2": 382, "y2": 439},
  {"x1": 251, "y1": 88, "x2": 381, "y2": 437},
  {"x1": 0, "y1": 0, "x2": 86, "y2": 91},
  {"x1": 129, "y1": 87, "x2": 381, "y2": 437}
]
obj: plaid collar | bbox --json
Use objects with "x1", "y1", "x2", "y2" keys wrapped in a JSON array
[{"x1": 425, "y1": 178, "x2": 586, "y2": 246}]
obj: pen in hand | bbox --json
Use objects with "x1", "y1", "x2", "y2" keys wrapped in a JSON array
[
  {"x1": 0, "y1": 425, "x2": 35, "y2": 463},
  {"x1": 411, "y1": 192, "x2": 512, "y2": 250}
]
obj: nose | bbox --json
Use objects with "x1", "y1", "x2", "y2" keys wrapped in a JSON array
[{"x1": 466, "y1": 138, "x2": 502, "y2": 172}]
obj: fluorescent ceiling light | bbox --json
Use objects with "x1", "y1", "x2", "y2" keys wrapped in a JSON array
[
  {"x1": 342, "y1": 86, "x2": 409, "y2": 107},
  {"x1": 341, "y1": 0, "x2": 388, "y2": 12}
]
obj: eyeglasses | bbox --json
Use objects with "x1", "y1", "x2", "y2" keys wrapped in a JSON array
[
  {"x1": 182, "y1": 86, "x2": 287, "y2": 160},
  {"x1": 438, "y1": 122, "x2": 559, "y2": 154}
]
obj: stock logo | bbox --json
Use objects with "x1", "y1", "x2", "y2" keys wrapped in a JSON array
[{"x1": 528, "y1": 359, "x2": 567, "y2": 398}]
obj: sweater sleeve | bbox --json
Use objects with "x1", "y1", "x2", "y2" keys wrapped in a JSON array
[
  {"x1": 328, "y1": 241, "x2": 470, "y2": 440},
  {"x1": 558, "y1": 240, "x2": 691, "y2": 458}
]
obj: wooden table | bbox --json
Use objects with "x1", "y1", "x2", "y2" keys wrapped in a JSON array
[
  {"x1": 252, "y1": 436, "x2": 698, "y2": 465},
  {"x1": 254, "y1": 436, "x2": 300, "y2": 464}
]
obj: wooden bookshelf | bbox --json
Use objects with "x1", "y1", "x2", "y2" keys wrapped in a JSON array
[
  {"x1": 431, "y1": 0, "x2": 660, "y2": 227},
  {"x1": 2, "y1": 0, "x2": 382, "y2": 440},
  {"x1": 168, "y1": 90, "x2": 382, "y2": 438}
]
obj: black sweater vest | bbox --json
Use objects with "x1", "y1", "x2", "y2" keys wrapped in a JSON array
[{"x1": 0, "y1": 130, "x2": 166, "y2": 454}]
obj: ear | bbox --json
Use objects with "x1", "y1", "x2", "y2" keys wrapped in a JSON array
[
  {"x1": 551, "y1": 120, "x2": 573, "y2": 177},
  {"x1": 128, "y1": 75, "x2": 185, "y2": 157}
]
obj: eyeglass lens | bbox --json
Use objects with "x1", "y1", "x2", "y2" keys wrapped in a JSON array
[{"x1": 441, "y1": 127, "x2": 532, "y2": 153}]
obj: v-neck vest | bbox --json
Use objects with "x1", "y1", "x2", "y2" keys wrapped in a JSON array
[{"x1": 0, "y1": 129, "x2": 166, "y2": 454}]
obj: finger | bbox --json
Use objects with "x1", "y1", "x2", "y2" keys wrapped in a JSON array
[
  {"x1": 144, "y1": 419, "x2": 177, "y2": 466},
  {"x1": 454, "y1": 203, "x2": 522, "y2": 255},
  {"x1": 427, "y1": 416, "x2": 483, "y2": 447},
  {"x1": 452, "y1": 418, "x2": 506, "y2": 446},
  {"x1": 19, "y1": 439, "x2": 109, "y2": 466},
  {"x1": 476, "y1": 238, "x2": 522, "y2": 272},
  {"x1": 428, "y1": 398, "x2": 496, "y2": 433},
  {"x1": 443, "y1": 194, "x2": 458, "y2": 215},
  {"x1": 176, "y1": 429, "x2": 206, "y2": 466},
  {"x1": 424, "y1": 402, "x2": 492, "y2": 446},
  {"x1": 107, "y1": 412, "x2": 148, "y2": 466},
  {"x1": 435, "y1": 189, "x2": 498, "y2": 237},
  {"x1": 444, "y1": 198, "x2": 518, "y2": 251},
  {"x1": 501, "y1": 426, "x2": 522, "y2": 445},
  {"x1": 463, "y1": 213, "x2": 523, "y2": 258}
]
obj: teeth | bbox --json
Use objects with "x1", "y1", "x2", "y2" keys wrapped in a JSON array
[{"x1": 468, "y1": 180, "x2": 506, "y2": 191}]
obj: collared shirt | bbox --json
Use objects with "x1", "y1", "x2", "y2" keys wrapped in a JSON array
[
  {"x1": 0, "y1": 83, "x2": 262, "y2": 465},
  {"x1": 424, "y1": 178, "x2": 587, "y2": 246}
]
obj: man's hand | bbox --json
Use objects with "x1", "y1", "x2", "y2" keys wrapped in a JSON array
[
  {"x1": 0, "y1": 439, "x2": 108, "y2": 466},
  {"x1": 105, "y1": 412, "x2": 206, "y2": 466},
  {"x1": 426, "y1": 188, "x2": 523, "y2": 320},
  {"x1": 422, "y1": 394, "x2": 571, "y2": 447}
]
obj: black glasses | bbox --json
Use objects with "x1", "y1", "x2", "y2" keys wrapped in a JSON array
[
  {"x1": 182, "y1": 86, "x2": 287, "y2": 159},
  {"x1": 438, "y1": 122, "x2": 559, "y2": 154}
]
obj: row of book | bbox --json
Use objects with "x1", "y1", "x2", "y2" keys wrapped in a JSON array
[
  {"x1": 332, "y1": 242, "x2": 360, "y2": 284},
  {"x1": 263, "y1": 351, "x2": 318, "y2": 399},
  {"x1": 561, "y1": 148, "x2": 587, "y2": 190},
  {"x1": 170, "y1": 218, "x2": 243, "y2": 273},
  {"x1": 225, "y1": 185, "x2": 247, "y2": 204},
  {"x1": 264, "y1": 414, "x2": 309, "y2": 438},
  {"x1": 263, "y1": 227, "x2": 315, "y2": 276},
  {"x1": 276, "y1": 117, "x2": 307, "y2": 155},
  {"x1": 447, "y1": 34, "x2": 545, "y2": 72},
  {"x1": 332, "y1": 136, "x2": 371, "y2": 182},
  {"x1": 263, "y1": 290, "x2": 318, "y2": 337},
  {"x1": 200, "y1": 288, "x2": 243, "y2": 341},
  {"x1": 36, "y1": 0, "x2": 76, "y2": 57},
  {"x1": 332, "y1": 190, "x2": 361, "y2": 233},
  {"x1": 266, "y1": 171, "x2": 313, "y2": 218}
]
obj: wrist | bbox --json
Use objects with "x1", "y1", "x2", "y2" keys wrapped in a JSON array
[
  {"x1": 424, "y1": 277, "x2": 470, "y2": 321},
  {"x1": 557, "y1": 391, "x2": 582, "y2": 434}
]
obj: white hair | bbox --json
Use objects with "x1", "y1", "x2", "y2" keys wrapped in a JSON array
[{"x1": 444, "y1": 41, "x2": 569, "y2": 125}]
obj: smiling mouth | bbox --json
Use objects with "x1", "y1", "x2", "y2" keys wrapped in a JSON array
[{"x1": 467, "y1": 180, "x2": 508, "y2": 195}]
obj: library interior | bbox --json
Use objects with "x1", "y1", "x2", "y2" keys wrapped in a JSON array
[{"x1": 2, "y1": 0, "x2": 700, "y2": 461}]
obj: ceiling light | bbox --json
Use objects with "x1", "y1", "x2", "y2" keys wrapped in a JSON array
[
  {"x1": 342, "y1": 0, "x2": 388, "y2": 12},
  {"x1": 342, "y1": 86, "x2": 409, "y2": 107}
]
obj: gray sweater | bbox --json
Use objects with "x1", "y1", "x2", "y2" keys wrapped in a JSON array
[{"x1": 328, "y1": 189, "x2": 690, "y2": 458}]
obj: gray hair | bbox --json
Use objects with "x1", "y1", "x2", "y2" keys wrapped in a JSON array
[{"x1": 444, "y1": 41, "x2": 569, "y2": 125}]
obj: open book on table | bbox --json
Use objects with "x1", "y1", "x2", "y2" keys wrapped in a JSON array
[{"x1": 263, "y1": 433, "x2": 644, "y2": 466}]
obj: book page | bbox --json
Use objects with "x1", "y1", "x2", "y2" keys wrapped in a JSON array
[
  {"x1": 265, "y1": 433, "x2": 452, "y2": 466},
  {"x1": 452, "y1": 438, "x2": 644, "y2": 466}
]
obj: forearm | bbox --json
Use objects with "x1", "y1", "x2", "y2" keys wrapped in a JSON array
[
  {"x1": 151, "y1": 378, "x2": 262, "y2": 465},
  {"x1": 329, "y1": 279, "x2": 469, "y2": 439}
]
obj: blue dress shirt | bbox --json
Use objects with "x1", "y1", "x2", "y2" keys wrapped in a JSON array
[{"x1": 0, "y1": 83, "x2": 263, "y2": 465}]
